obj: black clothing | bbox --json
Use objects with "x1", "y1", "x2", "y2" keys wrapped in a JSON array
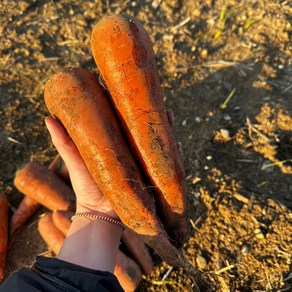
[{"x1": 0, "y1": 256, "x2": 124, "y2": 291}]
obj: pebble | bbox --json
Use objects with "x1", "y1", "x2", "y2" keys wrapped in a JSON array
[
  {"x1": 206, "y1": 155, "x2": 212, "y2": 160},
  {"x1": 196, "y1": 255, "x2": 207, "y2": 269},
  {"x1": 195, "y1": 117, "x2": 201, "y2": 123},
  {"x1": 223, "y1": 114, "x2": 231, "y2": 121},
  {"x1": 201, "y1": 49, "x2": 208, "y2": 59},
  {"x1": 220, "y1": 129, "x2": 230, "y2": 139},
  {"x1": 181, "y1": 119, "x2": 187, "y2": 126}
]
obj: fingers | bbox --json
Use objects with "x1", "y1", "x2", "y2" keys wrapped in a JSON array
[
  {"x1": 166, "y1": 109, "x2": 174, "y2": 128},
  {"x1": 45, "y1": 117, "x2": 85, "y2": 175}
]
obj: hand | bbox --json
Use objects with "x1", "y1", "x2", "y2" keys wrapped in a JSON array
[{"x1": 45, "y1": 116, "x2": 118, "y2": 219}]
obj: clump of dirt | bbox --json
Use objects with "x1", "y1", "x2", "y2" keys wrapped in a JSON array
[{"x1": 1, "y1": 0, "x2": 291, "y2": 291}]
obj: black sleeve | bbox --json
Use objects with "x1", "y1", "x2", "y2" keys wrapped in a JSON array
[{"x1": 0, "y1": 256, "x2": 124, "y2": 292}]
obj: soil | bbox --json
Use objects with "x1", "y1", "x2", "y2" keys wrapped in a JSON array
[{"x1": 1, "y1": 0, "x2": 291, "y2": 291}]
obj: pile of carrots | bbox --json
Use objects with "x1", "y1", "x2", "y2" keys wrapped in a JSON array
[
  {"x1": 1, "y1": 13, "x2": 205, "y2": 290},
  {"x1": 3, "y1": 155, "x2": 154, "y2": 291}
]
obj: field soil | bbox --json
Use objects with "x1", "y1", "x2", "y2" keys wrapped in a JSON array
[{"x1": 1, "y1": 0, "x2": 291, "y2": 291}]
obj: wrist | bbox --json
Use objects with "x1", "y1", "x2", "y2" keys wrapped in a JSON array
[
  {"x1": 76, "y1": 202, "x2": 119, "y2": 220},
  {"x1": 58, "y1": 216, "x2": 122, "y2": 271}
]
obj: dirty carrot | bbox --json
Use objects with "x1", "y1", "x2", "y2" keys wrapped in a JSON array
[
  {"x1": 44, "y1": 67, "x2": 187, "y2": 268},
  {"x1": 91, "y1": 14, "x2": 187, "y2": 247},
  {"x1": 11, "y1": 157, "x2": 71, "y2": 234},
  {"x1": 38, "y1": 212, "x2": 65, "y2": 255},
  {"x1": 10, "y1": 196, "x2": 41, "y2": 234},
  {"x1": 0, "y1": 194, "x2": 9, "y2": 280},
  {"x1": 122, "y1": 228, "x2": 153, "y2": 274},
  {"x1": 114, "y1": 250, "x2": 142, "y2": 292},
  {"x1": 14, "y1": 162, "x2": 75, "y2": 211}
]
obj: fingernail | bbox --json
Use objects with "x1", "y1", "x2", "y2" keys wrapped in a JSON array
[{"x1": 45, "y1": 117, "x2": 52, "y2": 131}]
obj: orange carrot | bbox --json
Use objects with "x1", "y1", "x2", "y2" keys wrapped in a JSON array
[
  {"x1": 52, "y1": 210, "x2": 74, "y2": 235},
  {"x1": 38, "y1": 212, "x2": 65, "y2": 254},
  {"x1": 0, "y1": 194, "x2": 9, "y2": 280},
  {"x1": 122, "y1": 228, "x2": 153, "y2": 275},
  {"x1": 14, "y1": 162, "x2": 75, "y2": 212},
  {"x1": 44, "y1": 68, "x2": 186, "y2": 268},
  {"x1": 91, "y1": 14, "x2": 187, "y2": 248},
  {"x1": 11, "y1": 157, "x2": 71, "y2": 234},
  {"x1": 114, "y1": 251, "x2": 142, "y2": 292},
  {"x1": 10, "y1": 196, "x2": 41, "y2": 234}
]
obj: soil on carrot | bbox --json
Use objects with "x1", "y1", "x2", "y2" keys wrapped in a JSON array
[{"x1": 1, "y1": 0, "x2": 291, "y2": 291}]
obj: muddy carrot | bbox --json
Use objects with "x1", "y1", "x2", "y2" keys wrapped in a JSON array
[
  {"x1": 11, "y1": 157, "x2": 71, "y2": 234},
  {"x1": 14, "y1": 162, "x2": 75, "y2": 211},
  {"x1": 0, "y1": 194, "x2": 9, "y2": 280},
  {"x1": 91, "y1": 14, "x2": 187, "y2": 248},
  {"x1": 10, "y1": 196, "x2": 41, "y2": 234},
  {"x1": 122, "y1": 228, "x2": 153, "y2": 274},
  {"x1": 44, "y1": 67, "x2": 187, "y2": 268},
  {"x1": 114, "y1": 251, "x2": 142, "y2": 292},
  {"x1": 38, "y1": 212, "x2": 65, "y2": 254}
]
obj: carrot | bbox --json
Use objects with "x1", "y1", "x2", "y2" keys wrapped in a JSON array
[
  {"x1": 44, "y1": 68, "x2": 186, "y2": 268},
  {"x1": 91, "y1": 14, "x2": 187, "y2": 248},
  {"x1": 114, "y1": 251, "x2": 142, "y2": 292},
  {"x1": 14, "y1": 162, "x2": 75, "y2": 212},
  {"x1": 52, "y1": 210, "x2": 74, "y2": 235},
  {"x1": 49, "y1": 154, "x2": 70, "y2": 182},
  {"x1": 38, "y1": 212, "x2": 65, "y2": 254},
  {"x1": 11, "y1": 157, "x2": 71, "y2": 234},
  {"x1": 0, "y1": 194, "x2": 8, "y2": 281},
  {"x1": 10, "y1": 196, "x2": 41, "y2": 234},
  {"x1": 122, "y1": 228, "x2": 153, "y2": 275}
]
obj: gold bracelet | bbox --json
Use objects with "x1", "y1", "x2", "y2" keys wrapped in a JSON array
[{"x1": 71, "y1": 212, "x2": 125, "y2": 230}]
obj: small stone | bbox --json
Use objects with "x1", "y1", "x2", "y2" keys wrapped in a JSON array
[
  {"x1": 223, "y1": 115, "x2": 231, "y2": 121},
  {"x1": 201, "y1": 49, "x2": 208, "y2": 59},
  {"x1": 196, "y1": 255, "x2": 207, "y2": 269},
  {"x1": 195, "y1": 117, "x2": 201, "y2": 123},
  {"x1": 220, "y1": 129, "x2": 230, "y2": 139},
  {"x1": 206, "y1": 156, "x2": 212, "y2": 160},
  {"x1": 181, "y1": 119, "x2": 187, "y2": 126}
]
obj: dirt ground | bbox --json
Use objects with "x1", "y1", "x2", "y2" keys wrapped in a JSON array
[{"x1": 0, "y1": 0, "x2": 291, "y2": 291}]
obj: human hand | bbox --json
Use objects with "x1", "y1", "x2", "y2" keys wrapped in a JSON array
[{"x1": 45, "y1": 116, "x2": 118, "y2": 219}]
